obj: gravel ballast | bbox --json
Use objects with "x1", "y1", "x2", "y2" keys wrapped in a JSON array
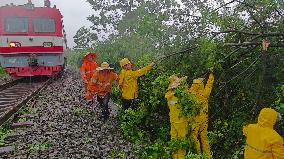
[{"x1": 2, "y1": 68, "x2": 136, "y2": 159}]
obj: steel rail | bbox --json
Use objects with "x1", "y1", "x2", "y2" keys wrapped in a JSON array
[
  {"x1": 0, "y1": 78, "x2": 23, "y2": 92},
  {"x1": 0, "y1": 77, "x2": 52, "y2": 126}
]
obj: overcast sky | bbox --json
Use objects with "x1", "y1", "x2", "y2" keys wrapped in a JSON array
[
  {"x1": 0, "y1": 0, "x2": 93, "y2": 47},
  {"x1": 1, "y1": 0, "x2": 234, "y2": 48}
]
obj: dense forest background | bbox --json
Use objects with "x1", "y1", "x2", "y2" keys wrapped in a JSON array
[{"x1": 68, "y1": 0, "x2": 284, "y2": 158}]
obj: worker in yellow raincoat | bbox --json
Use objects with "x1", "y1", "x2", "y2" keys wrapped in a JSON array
[
  {"x1": 188, "y1": 69, "x2": 214, "y2": 158},
  {"x1": 165, "y1": 75, "x2": 188, "y2": 159},
  {"x1": 243, "y1": 108, "x2": 284, "y2": 159},
  {"x1": 119, "y1": 58, "x2": 154, "y2": 110}
]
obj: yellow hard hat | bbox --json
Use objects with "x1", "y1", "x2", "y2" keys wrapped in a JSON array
[
  {"x1": 120, "y1": 58, "x2": 131, "y2": 67},
  {"x1": 193, "y1": 78, "x2": 204, "y2": 84}
]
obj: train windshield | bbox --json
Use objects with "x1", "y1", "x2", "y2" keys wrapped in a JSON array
[
  {"x1": 33, "y1": 17, "x2": 55, "y2": 33},
  {"x1": 5, "y1": 17, "x2": 28, "y2": 32}
]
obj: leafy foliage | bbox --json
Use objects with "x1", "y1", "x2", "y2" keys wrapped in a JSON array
[
  {"x1": 274, "y1": 84, "x2": 284, "y2": 113},
  {"x1": 0, "y1": 127, "x2": 11, "y2": 146},
  {"x1": 175, "y1": 86, "x2": 200, "y2": 118},
  {"x1": 273, "y1": 84, "x2": 284, "y2": 136},
  {"x1": 118, "y1": 108, "x2": 147, "y2": 144},
  {"x1": 73, "y1": 26, "x2": 97, "y2": 49},
  {"x1": 185, "y1": 152, "x2": 209, "y2": 159},
  {"x1": 27, "y1": 142, "x2": 52, "y2": 154},
  {"x1": 0, "y1": 67, "x2": 6, "y2": 76},
  {"x1": 71, "y1": 0, "x2": 284, "y2": 158}
]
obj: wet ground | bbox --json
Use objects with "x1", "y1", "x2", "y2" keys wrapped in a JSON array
[
  {"x1": 1, "y1": 68, "x2": 136, "y2": 158},
  {"x1": 0, "y1": 75, "x2": 11, "y2": 85}
]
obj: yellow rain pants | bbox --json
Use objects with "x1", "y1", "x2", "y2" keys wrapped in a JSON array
[
  {"x1": 188, "y1": 72, "x2": 214, "y2": 158},
  {"x1": 165, "y1": 90, "x2": 188, "y2": 159}
]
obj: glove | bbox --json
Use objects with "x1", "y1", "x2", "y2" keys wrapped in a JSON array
[
  {"x1": 262, "y1": 40, "x2": 270, "y2": 51},
  {"x1": 209, "y1": 67, "x2": 215, "y2": 74}
]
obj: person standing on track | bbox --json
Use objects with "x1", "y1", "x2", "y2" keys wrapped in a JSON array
[
  {"x1": 118, "y1": 58, "x2": 154, "y2": 110},
  {"x1": 80, "y1": 52, "x2": 98, "y2": 106},
  {"x1": 89, "y1": 62, "x2": 118, "y2": 121}
]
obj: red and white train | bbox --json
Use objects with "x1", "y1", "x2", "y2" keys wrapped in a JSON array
[{"x1": 0, "y1": 0, "x2": 67, "y2": 77}]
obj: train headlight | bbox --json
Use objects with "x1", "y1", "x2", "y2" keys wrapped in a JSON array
[
  {"x1": 43, "y1": 42, "x2": 53, "y2": 47},
  {"x1": 9, "y1": 42, "x2": 21, "y2": 47}
]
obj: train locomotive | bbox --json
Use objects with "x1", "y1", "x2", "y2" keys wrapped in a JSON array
[{"x1": 0, "y1": 0, "x2": 67, "y2": 77}]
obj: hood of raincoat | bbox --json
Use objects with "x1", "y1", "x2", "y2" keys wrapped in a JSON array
[
  {"x1": 257, "y1": 108, "x2": 277, "y2": 129},
  {"x1": 120, "y1": 58, "x2": 131, "y2": 68},
  {"x1": 189, "y1": 79, "x2": 204, "y2": 93},
  {"x1": 83, "y1": 53, "x2": 97, "y2": 62}
]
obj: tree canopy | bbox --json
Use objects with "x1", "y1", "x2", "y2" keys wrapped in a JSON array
[{"x1": 71, "y1": 0, "x2": 284, "y2": 158}]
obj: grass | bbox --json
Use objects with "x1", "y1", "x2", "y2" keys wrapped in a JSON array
[
  {"x1": 27, "y1": 142, "x2": 52, "y2": 154},
  {"x1": 72, "y1": 107, "x2": 89, "y2": 116},
  {"x1": 0, "y1": 127, "x2": 12, "y2": 146},
  {"x1": 111, "y1": 148, "x2": 126, "y2": 159},
  {"x1": 0, "y1": 67, "x2": 7, "y2": 76},
  {"x1": 83, "y1": 137, "x2": 93, "y2": 144},
  {"x1": 65, "y1": 49, "x2": 85, "y2": 68}
]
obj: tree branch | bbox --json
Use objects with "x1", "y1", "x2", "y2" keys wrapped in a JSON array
[
  {"x1": 212, "y1": 30, "x2": 260, "y2": 35},
  {"x1": 224, "y1": 42, "x2": 284, "y2": 47},
  {"x1": 154, "y1": 46, "x2": 198, "y2": 63},
  {"x1": 236, "y1": 0, "x2": 264, "y2": 28},
  {"x1": 213, "y1": 30, "x2": 284, "y2": 36},
  {"x1": 212, "y1": 0, "x2": 239, "y2": 13}
]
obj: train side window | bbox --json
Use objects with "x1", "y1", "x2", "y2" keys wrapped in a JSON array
[
  {"x1": 5, "y1": 17, "x2": 28, "y2": 32},
  {"x1": 33, "y1": 17, "x2": 55, "y2": 33}
]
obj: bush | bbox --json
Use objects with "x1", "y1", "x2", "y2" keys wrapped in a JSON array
[{"x1": 0, "y1": 67, "x2": 6, "y2": 76}]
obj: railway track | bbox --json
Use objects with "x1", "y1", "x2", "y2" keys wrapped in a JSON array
[{"x1": 0, "y1": 77, "x2": 51, "y2": 126}]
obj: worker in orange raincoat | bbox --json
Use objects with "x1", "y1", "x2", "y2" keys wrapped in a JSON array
[
  {"x1": 88, "y1": 62, "x2": 118, "y2": 121},
  {"x1": 165, "y1": 75, "x2": 189, "y2": 159},
  {"x1": 119, "y1": 58, "x2": 154, "y2": 110},
  {"x1": 80, "y1": 52, "x2": 98, "y2": 104},
  {"x1": 188, "y1": 69, "x2": 214, "y2": 159},
  {"x1": 243, "y1": 108, "x2": 284, "y2": 159}
]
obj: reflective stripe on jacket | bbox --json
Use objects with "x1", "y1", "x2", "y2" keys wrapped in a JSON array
[
  {"x1": 165, "y1": 90, "x2": 188, "y2": 124},
  {"x1": 245, "y1": 144, "x2": 273, "y2": 154},
  {"x1": 89, "y1": 71, "x2": 118, "y2": 97},
  {"x1": 80, "y1": 61, "x2": 97, "y2": 82}
]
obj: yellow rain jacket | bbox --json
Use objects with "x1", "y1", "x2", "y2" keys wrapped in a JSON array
[
  {"x1": 243, "y1": 108, "x2": 284, "y2": 159},
  {"x1": 165, "y1": 89, "x2": 188, "y2": 159},
  {"x1": 188, "y1": 72, "x2": 214, "y2": 158},
  {"x1": 165, "y1": 90, "x2": 188, "y2": 125},
  {"x1": 119, "y1": 64, "x2": 152, "y2": 100},
  {"x1": 188, "y1": 73, "x2": 214, "y2": 115}
]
